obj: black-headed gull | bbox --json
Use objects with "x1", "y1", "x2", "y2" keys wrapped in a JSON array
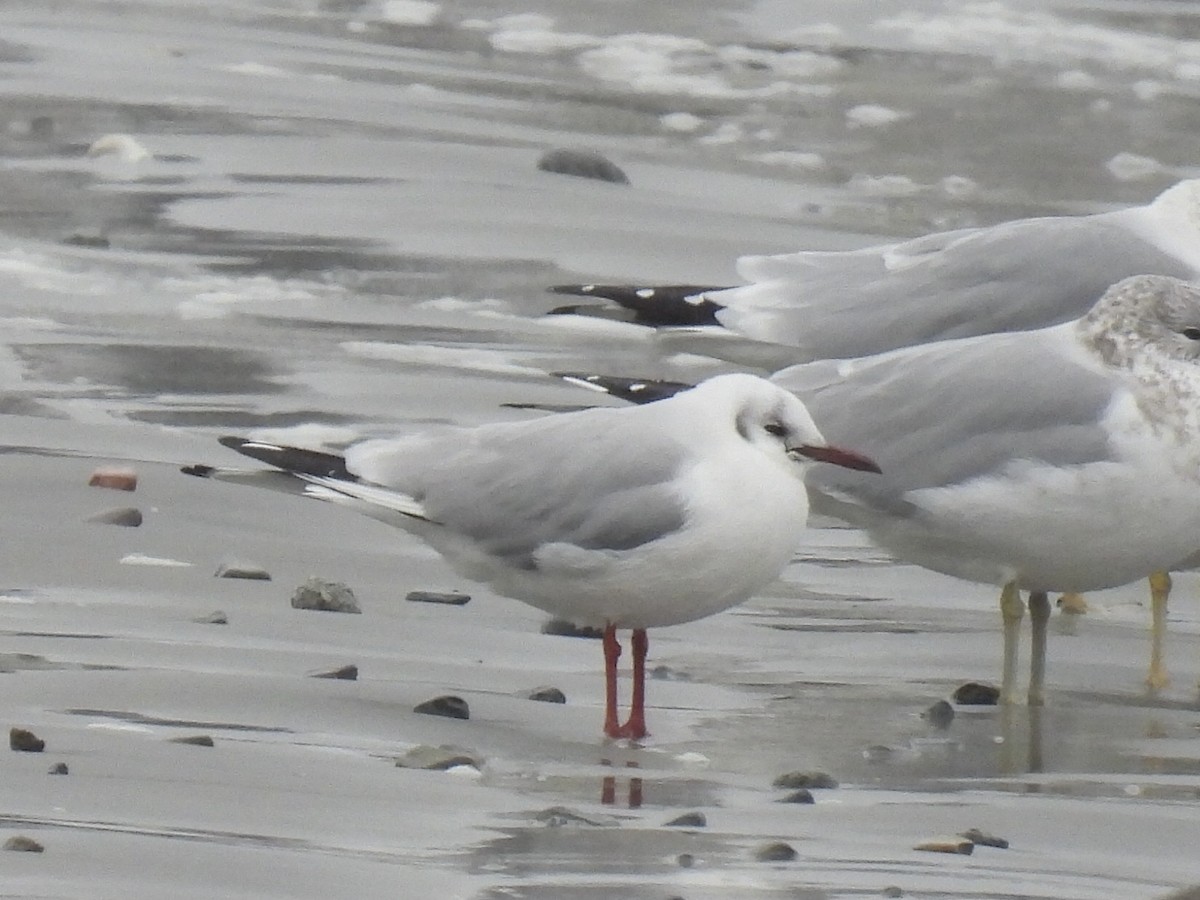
[
  {"x1": 185, "y1": 373, "x2": 879, "y2": 739},
  {"x1": 559, "y1": 275, "x2": 1200, "y2": 705}
]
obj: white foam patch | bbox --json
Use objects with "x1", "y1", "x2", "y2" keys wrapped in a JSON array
[
  {"x1": 120, "y1": 553, "x2": 193, "y2": 568},
  {"x1": 877, "y1": 4, "x2": 1200, "y2": 84},
  {"x1": 1106, "y1": 151, "x2": 1166, "y2": 182},
  {"x1": 748, "y1": 150, "x2": 825, "y2": 170},
  {"x1": 220, "y1": 62, "x2": 290, "y2": 78},
  {"x1": 413, "y1": 296, "x2": 512, "y2": 315},
  {"x1": 379, "y1": 0, "x2": 440, "y2": 26},
  {"x1": 845, "y1": 104, "x2": 911, "y2": 128},
  {"x1": 660, "y1": 111, "x2": 704, "y2": 133},
  {"x1": 847, "y1": 173, "x2": 924, "y2": 197},
  {"x1": 488, "y1": 14, "x2": 596, "y2": 54},
  {"x1": 341, "y1": 341, "x2": 544, "y2": 377},
  {"x1": 169, "y1": 274, "x2": 343, "y2": 320},
  {"x1": 247, "y1": 423, "x2": 362, "y2": 449}
]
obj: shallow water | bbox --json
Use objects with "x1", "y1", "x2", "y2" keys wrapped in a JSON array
[{"x1": 3, "y1": 1, "x2": 1200, "y2": 897}]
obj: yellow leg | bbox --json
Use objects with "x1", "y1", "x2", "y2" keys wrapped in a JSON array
[
  {"x1": 1028, "y1": 591, "x2": 1050, "y2": 707},
  {"x1": 1146, "y1": 571, "x2": 1171, "y2": 691},
  {"x1": 999, "y1": 581, "x2": 1023, "y2": 705},
  {"x1": 1057, "y1": 592, "x2": 1088, "y2": 615}
]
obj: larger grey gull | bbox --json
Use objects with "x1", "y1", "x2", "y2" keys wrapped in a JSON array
[{"x1": 184, "y1": 374, "x2": 879, "y2": 739}]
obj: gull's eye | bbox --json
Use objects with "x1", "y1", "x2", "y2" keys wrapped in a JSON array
[
  {"x1": 764, "y1": 422, "x2": 787, "y2": 438},
  {"x1": 1183, "y1": 327, "x2": 1200, "y2": 341}
]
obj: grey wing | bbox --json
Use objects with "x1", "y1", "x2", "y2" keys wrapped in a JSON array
[
  {"x1": 719, "y1": 215, "x2": 1196, "y2": 359},
  {"x1": 772, "y1": 327, "x2": 1122, "y2": 519},
  {"x1": 346, "y1": 408, "x2": 690, "y2": 567}
]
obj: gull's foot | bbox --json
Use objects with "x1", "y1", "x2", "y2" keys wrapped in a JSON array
[{"x1": 1145, "y1": 668, "x2": 1170, "y2": 692}]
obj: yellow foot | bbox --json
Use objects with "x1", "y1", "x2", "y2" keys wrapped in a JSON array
[{"x1": 1057, "y1": 593, "x2": 1088, "y2": 615}]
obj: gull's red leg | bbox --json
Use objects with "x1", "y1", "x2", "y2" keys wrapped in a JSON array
[
  {"x1": 602, "y1": 624, "x2": 623, "y2": 738},
  {"x1": 619, "y1": 628, "x2": 649, "y2": 739}
]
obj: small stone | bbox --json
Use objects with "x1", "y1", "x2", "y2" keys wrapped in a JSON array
[
  {"x1": 959, "y1": 827, "x2": 1009, "y2": 849},
  {"x1": 534, "y1": 806, "x2": 617, "y2": 827},
  {"x1": 47, "y1": 762, "x2": 68, "y2": 775},
  {"x1": 10, "y1": 728, "x2": 45, "y2": 752},
  {"x1": 413, "y1": 695, "x2": 469, "y2": 720},
  {"x1": 406, "y1": 590, "x2": 471, "y2": 606},
  {"x1": 863, "y1": 744, "x2": 896, "y2": 763},
  {"x1": 772, "y1": 771, "x2": 838, "y2": 790},
  {"x1": 86, "y1": 506, "x2": 142, "y2": 527},
  {"x1": 923, "y1": 699, "x2": 955, "y2": 729},
  {"x1": 88, "y1": 466, "x2": 137, "y2": 491},
  {"x1": 310, "y1": 664, "x2": 358, "y2": 680},
  {"x1": 541, "y1": 618, "x2": 603, "y2": 638},
  {"x1": 664, "y1": 811, "x2": 706, "y2": 828},
  {"x1": 215, "y1": 562, "x2": 271, "y2": 580},
  {"x1": 170, "y1": 735, "x2": 214, "y2": 747},
  {"x1": 953, "y1": 682, "x2": 1000, "y2": 705},
  {"x1": 193, "y1": 610, "x2": 228, "y2": 625},
  {"x1": 537, "y1": 148, "x2": 630, "y2": 185},
  {"x1": 754, "y1": 841, "x2": 797, "y2": 862},
  {"x1": 290, "y1": 577, "x2": 361, "y2": 613},
  {"x1": 3, "y1": 836, "x2": 43, "y2": 852},
  {"x1": 882, "y1": 887, "x2": 904, "y2": 898},
  {"x1": 778, "y1": 788, "x2": 815, "y2": 804},
  {"x1": 526, "y1": 686, "x2": 566, "y2": 703},
  {"x1": 676, "y1": 853, "x2": 695, "y2": 869},
  {"x1": 62, "y1": 231, "x2": 110, "y2": 249},
  {"x1": 395, "y1": 744, "x2": 483, "y2": 770},
  {"x1": 914, "y1": 838, "x2": 974, "y2": 855}
]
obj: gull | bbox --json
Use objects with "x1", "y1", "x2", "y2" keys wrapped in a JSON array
[
  {"x1": 550, "y1": 179, "x2": 1200, "y2": 361},
  {"x1": 560, "y1": 275, "x2": 1200, "y2": 704},
  {"x1": 183, "y1": 374, "x2": 879, "y2": 739}
]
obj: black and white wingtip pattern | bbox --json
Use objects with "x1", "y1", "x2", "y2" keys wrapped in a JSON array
[
  {"x1": 554, "y1": 372, "x2": 693, "y2": 405},
  {"x1": 217, "y1": 436, "x2": 358, "y2": 481},
  {"x1": 548, "y1": 284, "x2": 728, "y2": 326}
]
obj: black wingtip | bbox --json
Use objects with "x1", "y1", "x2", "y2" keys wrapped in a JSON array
[
  {"x1": 216, "y1": 435, "x2": 357, "y2": 481},
  {"x1": 553, "y1": 372, "x2": 693, "y2": 405},
  {"x1": 548, "y1": 284, "x2": 727, "y2": 326}
]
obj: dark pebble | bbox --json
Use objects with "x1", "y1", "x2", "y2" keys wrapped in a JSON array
[
  {"x1": 536, "y1": 148, "x2": 630, "y2": 184},
  {"x1": 62, "y1": 231, "x2": 110, "y2": 249},
  {"x1": 406, "y1": 590, "x2": 471, "y2": 606},
  {"x1": 772, "y1": 771, "x2": 837, "y2": 790},
  {"x1": 290, "y1": 577, "x2": 361, "y2": 613},
  {"x1": 85, "y1": 506, "x2": 143, "y2": 527},
  {"x1": 863, "y1": 745, "x2": 896, "y2": 764},
  {"x1": 47, "y1": 762, "x2": 68, "y2": 775},
  {"x1": 664, "y1": 812, "x2": 706, "y2": 828},
  {"x1": 215, "y1": 562, "x2": 271, "y2": 580},
  {"x1": 10, "y1": 728, "x2": 45, "y2": 752},
  {"x1": 676, "y1": 854, "x2": 694, "y2": 869},
  {"x1": 534, "y1": 805, "x2": 616, "y2": 827},
  {"x1": 395, "y1": 744, "x2": 483, "y2": 770},
  {"x1": 413, "y1": 695, "x2": 469, "y2": 720},
  {"x1": 960, "y1": 827, "x2": 1009, "y2": 849},
  {"x1": 923, "y1": 699, "x2": 955, "y2": 728},
  {"x1": 541, "y1": 618, "x2": 603, "y2": 638},
  {"x1": 527, "y1": 686, "x2": 566, "y2": 703},
  {"x1": 311, "y1": 664, "x2": 358, "y2": 680},
  {"x1": 778, "y1": 788, "x2": 815, "y2": 804},
  {"x1": 953, "y1": 682, "x2": 1000, "y2": 705},
  {"x1": 193, "y1": 610, "x2": 228, "y2": 625},
  {"x1": 882, "y1": 887, "x2": 904, "y2": 898},
  {"x1": 3, "y1": 836, "x2": 43, "y2": 852},
  {"x1": 754, "y1": 841, "x2": 797, "y2": 862},
  {"x1": 170, "y1": 735, "x2": 215, "y2": 747}
]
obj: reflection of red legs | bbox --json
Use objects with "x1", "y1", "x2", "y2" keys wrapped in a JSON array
[
  {"x1": 602, "y1": 625, "x2": 623, "y2": 738},
  {"x1": 599, "y1": 759, "x2": 642, "y2": 808},
  {"x1": 602, "y1": 625, "x2": 650, "y2": 740}
]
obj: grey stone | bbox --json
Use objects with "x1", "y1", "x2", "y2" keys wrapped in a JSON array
[{"x1": 290, "y1": 577, "x2": 361, "y2": 613}]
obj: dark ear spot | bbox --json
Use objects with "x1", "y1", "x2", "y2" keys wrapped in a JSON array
[{"x1": 735, "y1": 409, "x2": 752, "y2": 441}]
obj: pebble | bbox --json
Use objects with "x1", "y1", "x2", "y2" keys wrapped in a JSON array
[
  {"x1": 664, "y1": 812, "x2": 706, "y2": 828},
  {"x1": 406, "y1": 590, "x2": 471, "y2": 606},
  {"x1": 754, "y1": 841, "x2": 797, "y2": 862},
  {"x1": 882, "y1": 887, "x2": 904, "y2": 898},
  {"x1": 413, "y1": 695, "x2": 469, "y2": 720},
  {"x1": 676, "y1": 853, "x2": 695, "y2": 869},
  {"x1": 952, "y1": 682, "x2": 1000, "y2": 705},
  {"x1": 85, "y1": 506, "x2": 143, "y2": 527},
  {"x1": 526, "y1": 686, "x2": 566, "y2": 703},
  {"x1": 170, "y1": 735, "x2": 215, "y2": 747},
  {"x1": 47, "y1": 762, "x2": 68, "y2": 775},
  {"x1": 10, "y1": 727, "x2": 45, "y2": 752},
  {"x1": 534, "y1": 806, "x2": 617, "y2": 828},
  {"x1": 536, "y1": 148, "x2": 630, "y2": 185},
  {"x1": 395, "y1": 744, "x2": 483, "y2": 771},
  {"x1": 541, "y1": 618, "x2": 603, "y2": 639},
  {"x1": 193, "y1": 610, "x2": 228, "y2": 625},
  {"x1": 310, "y1": 664, "x2": 358, "y2": 680},
  {"x1": 778, "y1": 788, "x2": 815, "y2": 804},
  {"x1": 290, "y1": 577, "x2": 361, "y2": 614},
  {"x1": 3, "y1": 836, "x2": 44, "y2": 852},
  {"x1": 914, "y1": 837, "x2": 974, "y2": 855},
  {"x1": 88, "y1": 466, "x2": 137, "y2": 491},
  {"x1": 215, "y1": 562, "x2": 272, "y2": 580},
  {"x1": 772, "y1": 771, "x2": 838, "y2": 790},
  {"x1": 960, "y1": 827, "x2": 1009, "y2": 849},
  {"x1": 923, "y1": 699, "x2": 955, "y2": 728}
]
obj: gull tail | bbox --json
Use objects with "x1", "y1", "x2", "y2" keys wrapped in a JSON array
[
  {"x1": 182, "y1": 437, "x2": 431, "y2": 525},
  {"x1": 554, "y1": 373, "x2": 694, "y2": 405},
  {"x1": 547, "y1": 284, "x2": 727, "y2": 326}
]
